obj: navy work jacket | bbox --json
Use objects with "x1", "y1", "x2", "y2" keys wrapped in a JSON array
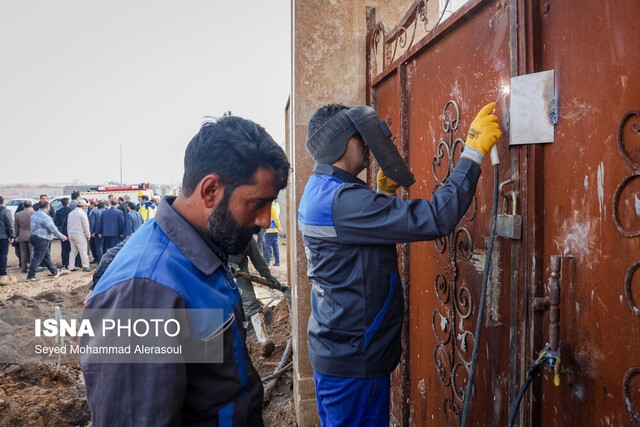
[
  {"x1": 298, "y1": 159, "x2": 481, "y2": 378},
  {"x1": 82, "y1": 196, "x2": 264, "y2": 426}
]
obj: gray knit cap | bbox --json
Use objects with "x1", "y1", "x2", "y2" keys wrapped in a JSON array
[{"x1": 305, "y1": 110, "x2": 358, "y2": 164}]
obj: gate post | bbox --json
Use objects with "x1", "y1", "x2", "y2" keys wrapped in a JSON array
[{"x1": 291, "y1": 0, "x2": 371, "y2": 424}]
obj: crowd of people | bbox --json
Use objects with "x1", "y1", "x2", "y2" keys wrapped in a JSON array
[{"x1": 0, "y1": 192, "x2": 161, "y2": 283}]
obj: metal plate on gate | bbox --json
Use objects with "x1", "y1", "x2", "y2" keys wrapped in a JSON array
[{"x1": 509, "y1": 70, "x2": 556, "y2": 145}]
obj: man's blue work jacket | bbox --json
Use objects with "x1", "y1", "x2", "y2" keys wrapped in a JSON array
[
  {"x1": 82, "y1": 196, "x2": 264, "y2": 426},
  {"x1": 298, "y1": 159, "x2": 481, "y2": 378}
]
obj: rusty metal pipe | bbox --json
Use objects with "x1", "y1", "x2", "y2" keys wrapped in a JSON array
[
  {"x1": 548, "y1": 256, "x2": 561, "y2": 352},
  {"x1": 542, "y1": 255, "x2": 572, "y2": 352}
]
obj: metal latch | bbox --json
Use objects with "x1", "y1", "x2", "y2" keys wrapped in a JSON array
[{"x1": 496, "y1": 190, "x2": 522, "y2": 239}]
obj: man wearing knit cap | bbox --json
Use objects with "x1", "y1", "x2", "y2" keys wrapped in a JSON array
[{"x1": 298, "y1": 102, "x2": 501, "y2": 426}]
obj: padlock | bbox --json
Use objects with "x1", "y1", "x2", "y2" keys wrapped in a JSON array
[{"x1": 496, "y1": 191, "x2": 522, "y2": 239}]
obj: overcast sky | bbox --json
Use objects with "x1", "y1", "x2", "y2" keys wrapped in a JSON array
[{"x1": 0, "y1": 0, "x2": 290, "y2": 186}]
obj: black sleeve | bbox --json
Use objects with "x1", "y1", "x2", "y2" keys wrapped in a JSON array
[
  {"x1": 4, "y1": 210, "x2": 14, "y2": 239},
  {"x1": 90, "y1": 237, "x2": 129, "y2": 290},
  {"x1": 118, "y1": 211, "x2": 124, "y2": 234}
]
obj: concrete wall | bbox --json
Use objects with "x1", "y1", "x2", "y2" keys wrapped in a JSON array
[{"x1": 289, "y1": 0, "x2": 413, "y2": 424}]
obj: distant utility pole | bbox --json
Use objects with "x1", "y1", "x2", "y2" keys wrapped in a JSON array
[{"x1": 120, "y1": 144, "x2": 123, "y2": 185}]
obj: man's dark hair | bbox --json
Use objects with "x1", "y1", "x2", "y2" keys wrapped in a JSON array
[
  {"x1": 127, "y1": 201, "x2": 136, "y2": 211},
  {"x1": 181, "y1": 114, "x2": 290, "y2": 197},
  {"x1": 110, "y1": 200, "x2": 118, "y2": 206},
  {"x1": 98, "y1": 202, "x2": 106, "y2": 209},
  {"x1": 61, "y1": 198, "x2": 69, "y2": 206},
  {"x1": 23, "y1": 200, "x2": 32, "y2": 208},
  {"x1": 40, "y1": 201, "x2": 49, "y2": 209},
  {"x1": 90, "y1": 201, "x2": 97, "y2": 207},
  {"x1": 118, "y1": 197, "x2": 124, "y2": 203},
  {"x1": 40, "y1": 194, "x2": 47, "y2": 199},
  {"x1": 71, "y1": 191, "x2": 80, "y2": 200},
  {"x1": 0, "y1": 197, "x2": 3, "y2": 205},
  {"x1": 307, "y1": 103, "x2": 350, "y2": 136},
  {"x1": 141, "y1": 195, "x2": 149, "y2": 202}
]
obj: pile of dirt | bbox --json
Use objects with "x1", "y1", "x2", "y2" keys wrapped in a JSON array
[
  {"x1": 0, "y1": 363, "x2": 90, "y2": 426},
  {"x1": 247, "y1": 299, "x2": 295, "y2": 427},
  {"x1": 0, "y1": 238, "x2": 295, "y2": 426}
]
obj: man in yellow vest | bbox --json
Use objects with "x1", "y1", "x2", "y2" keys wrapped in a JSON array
[
  {"x1": 138, "y1": 194, "x2": 157, "y2": 222},
  {"x1": 263, "y1": 200, "x2": 281, "y2": 266}
]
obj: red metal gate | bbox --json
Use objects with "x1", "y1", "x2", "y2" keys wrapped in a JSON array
[{"x1": 366, "y1": 1, "x2": 640, "y2": 425}]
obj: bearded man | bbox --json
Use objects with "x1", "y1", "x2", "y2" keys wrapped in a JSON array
[{"x1": 82, "y1": 114, "x2": 290, "y2": 426}]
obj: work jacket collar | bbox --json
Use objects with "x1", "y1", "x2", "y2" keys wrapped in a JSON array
[
  {"x1": 313, "y1": 163, "x2": 367, "y2": 186},
  {"x1": 155, "y1": 196, "x2": 223, "y2": 276}
]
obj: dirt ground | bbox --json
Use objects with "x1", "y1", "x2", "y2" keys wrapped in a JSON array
[{"x1": 0, "y1": 238, "x2": 294, "y2": 426}]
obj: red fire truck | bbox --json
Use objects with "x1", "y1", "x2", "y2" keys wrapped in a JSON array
[{"x1": 51, "y1": 183, "x2": 154, "y2": 211}]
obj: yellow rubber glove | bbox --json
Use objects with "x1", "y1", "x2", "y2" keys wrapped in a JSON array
[
  {"x1": 377, "y1": 169, "x2": 400, "y2": 195},
  {"x1": 465, "y1": 102, "x2": 502, "y2": 155}
]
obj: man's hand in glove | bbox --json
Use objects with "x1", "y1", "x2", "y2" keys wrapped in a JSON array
[
  {"x1": 270, "y1": 277, "x2": 282, "y2": 289},
  {"x1": 266, "y1": 277, "x2": 290, "y2": 300},
  {"x1": 465, "y1": 102, "x2": 502, "y2": 155},
  {"x1": 377, "y1": 169, "x2": 400, "y2": 195},
  {"x1": 265, "y1": 276, "x2": 282, "y2": 289}
]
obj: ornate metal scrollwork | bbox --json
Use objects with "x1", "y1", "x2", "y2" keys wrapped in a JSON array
[
  {"x1": 371, "y1": 0, "x2": 460, "y2": 72},
  {"x1": 612, "y1": 170, "x2": 640, "y2": 238},
  {"x1": 625, "y1": 261, "x2": 640, "y2": 317},
  {"x1": 616, "y1": 110, "x2": 640, "y2": 168},
  {"x1": 418, "y1": 0, "x2": 452, "y2": 33},
  {"x1": 613, "y1": 110, "x2": 640, "y2": 422},
  {"x1": 613, "y1": 110, "x2": 640, "y2": 238},
  {"x1": 623, "y1": 368, "x2": 640, "y2": 422},
  {"x1": 431, "y1": 100, "x2": 476, "y2": 426}
]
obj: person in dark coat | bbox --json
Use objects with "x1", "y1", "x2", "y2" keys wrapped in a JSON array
[
  {"x1": 87, "y1": 201, "x2": 98, "y2": 262},
  {"x1": 54, "y1": 198, "x2": 73, "y2": 269},
  {"x1": 12, "y1": 202, "x2": 25, "y2": 268},
  {"x1": 69, "y1": 191, "x2": 81, "y2": 210},
  {"x1": 33, "y1": 194, "x2": 56, "y2": 219},
  {"x1": 90, "y1": 201, "x2": 106, "y2": 262},
  {"x1": 97, "y1": 200, "x2": 124, "y2": 251},
  {"x1": 123, "y1": 202, "x2": 143, "y2": 238},
  {"x1": 14, "y1": 201, "x2": 35, "y2": 272},
  {"x1": 0, "y1": 196, "x2": 15, "y2": 280},
  {"x1": 116, "y1": 197, "x2": 127, "y2": 221}
]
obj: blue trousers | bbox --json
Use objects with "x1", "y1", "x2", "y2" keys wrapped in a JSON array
[
  {"x1": 94, "y1": 235, "x2": 104, "y2": 262},
  {"x1": 263, "y1": 232, "x2": 279, "y2": 264},
  {"x1": 314, "y1": 371, "x2": 390, "y2": 427},
  {"x1": 103, "y1": 236, "x2": 119, "y2": 252},
  {"x1": 28, "y1": 235, "x2": 57, "y2": 278}
]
